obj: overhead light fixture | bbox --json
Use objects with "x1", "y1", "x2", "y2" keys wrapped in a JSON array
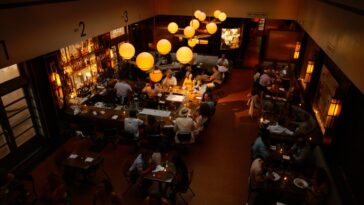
[
  {"x1": 188, "y1": 38, "x2": 198, "y2": 47},
  {"x1": 184, "y1": 26, "x2": 195, "y2": 38},
  {"x1": 206, "y1": 22, "x2": 217, "y2": 34},
  {"x1": 168, "y1": 22, "x2": 179, "y2": 34},
  {"x1": 136, "y1": 52, "x2": 154, "y2": 71},
  {"x1": 156, "y1": 39, "x2": 172, "y2": 55},
  {"x1": 149, "y1": 69, "x2": 163, "y2": 82},
  {"x1": 119, "y1": 42, "x2": 135, "y2": 60},
  {"x1": 218, "y1": 12, "x2": 227, "y2": 21},
  {"x1": 176, "y1": 46, "x2": 193, "y2": 64},
  {"x1": 213, "y1": 10, "x2": 221, "y2": 18},
  {"x1": 190, "y1": 19, "x2": 200, "y2": 30},
  {"x1": 325, "y1": 99, "x2": 342, "y2": 128}
]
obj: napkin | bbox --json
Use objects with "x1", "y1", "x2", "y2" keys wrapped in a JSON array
[
  {"x1": 282, "y1": 155, "x2": 290, "y2": 160},
  {"x1": 270, "y1": 145, "x2": 277, "y2": 150},
  {"x1": 92, "y1": 111, "x2": 98, "y2": 116},
  {"x1": 152, "y1": 165, "x2": 165, "y2": 173},
  {"x1": 69, "y1": 154, "x2": 78, "y2": 159},
  {"x1": 111, "y1": 115, "x2": 119, "y2": 120},
  {"x1": 85, "y1": 157, "x2": 94, "y2": 162}
]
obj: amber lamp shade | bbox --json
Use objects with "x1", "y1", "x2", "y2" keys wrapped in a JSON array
[
  {"x1": 149, "y1": 69, "x2": 163, "y2": 82},
  {"x1": 119, "y1": 43, "x2": 135, "y2": 60},
  {"x1": 176, "y1": 46, "x2": 193, "y2": 64},
  {"x1": 136, "y1": 52, "x2": 154, "y2": 71}
]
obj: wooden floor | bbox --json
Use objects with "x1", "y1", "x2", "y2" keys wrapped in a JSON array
[{"x1": 30, "y1": 68, "x2": 260, "y2": 205}]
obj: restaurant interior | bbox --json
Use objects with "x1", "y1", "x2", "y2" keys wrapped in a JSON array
[{"x1": 0, "y1": 0, "x2": 363, "y2": 205}]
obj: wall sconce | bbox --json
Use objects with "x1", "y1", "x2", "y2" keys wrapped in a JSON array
[
  {"x1": 304, "y1": 61, "x2": 314, "y2": 82},
  {"x1": 325, "y1": 99, "x2": 342, "y2": 128},
  {"x1": 293, "y1": 42, "x2": 301, "y2": 59}
]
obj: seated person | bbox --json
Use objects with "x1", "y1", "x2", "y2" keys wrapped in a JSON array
[
  {"x1": 144, "y1": 191, "x2": 170, "y2": 205},
  {"x1": 182, "y1": 73, "x2": 194, "y2": 91},
  {"x1": 40, "y1": 172, "x2": 68, "y2": 204},
  {"x1": 142, "y1": 83, "x2": 159, "y2": 97},
  {"x1": 258, "y1": 73, "x2": 273, "y2": 89},
  {"x1": 193, "y1": 80, "x2": 207, "y2": 95},
  {"x1": 192, "y1": 108, "x2": 209, "y2": 136},
  {"x1": 206, "y1": 66, "x2": 223, "y2": 88},
  {"x1": 162, "y1": 69, "x2": 177, "y2": 86},
  {"x1": 174, "y1": 108, "x2": 196, "y2": 144},
  {"x1": 248, "y1": 156, "x2": 274, "y2": 205},
  {"x1": 251, "y1": 128, "x2": 271, "y2": 160},
  {"x1": 266, "y1": 118, "x2": 294, "y2": 136},
  {"x1": 306, "y1": 167, "x2": 330, "y2": 205},
  {"x1": 290, "y1": 137, "x2": 311, "y2": 166},
  {"x1": 128, "y1": 149, "x2": 154, "y2": 178},
  {"x1": 216, "y1": 54, "x2": 229, "y2": 73},
  {"x1": 202, "y1": 92, "x2": 215, "y2": 111},
  {"x1": 124, "y1": 110, "x2": 144, "y2": 140}
]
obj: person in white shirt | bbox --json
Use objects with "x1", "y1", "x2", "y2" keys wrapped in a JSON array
[
  {"x1": 114, "y1": 79, "x2": 132, "y2": 104},
  {"x1": 249, "y1": 157, "x2": 274, "y2": 205},
  {"x1": 193, "y1": 80, "x2": 207, "y2": 95},
  {"x1": 217, "y1": 54, "x2": 229, "y2": 68},
  {"x1": 266, "y1": 118, "x2": 294, "y2": 136},
  {"x1": 174, "y1": 108, "x2": 196, "y2": 144},
  {"x1": 162, "y1": 69, "x2": 177, "y2": 86},
  {"x1": 124, "y1": 110, "x2": 143, "y2": 140}
]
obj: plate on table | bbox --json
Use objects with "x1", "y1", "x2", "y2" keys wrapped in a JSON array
[
  {"x1": 293, "y1": 178, "x2": 309, "y2": 189},
  {"x1": 272, "y1": 171, "x2": 281, "y2": 181}
]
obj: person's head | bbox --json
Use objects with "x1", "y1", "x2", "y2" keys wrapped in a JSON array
[
  {"x1": 188, "y1": 73, "x2": 193, "y2": 80},
  {"x1": 203, "y1": 92, "x2": 212, "y2": 102},
  {"x1": 140, "y1": 149, "x2": 151, "y2": 162},
  {"x1": 166, "y1": 69, "x2": 172, "y2": 78},
  {"x1": 221, "y1": 54, "x2": 226, "y2": 59},
  {"x1": 129, "y1": 110, "x2": 138, "y2": 118},
  {"x1": 178, "y1": 107, "x2": 191, "y2": 117}
]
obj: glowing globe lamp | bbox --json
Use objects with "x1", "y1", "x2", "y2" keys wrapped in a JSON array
[
  {"x1": 136, "y1": 52, "x2": 154, "y2": 71},
  {"x1": 118, "y1": 43, "x2": 135, "y2": 60},
  {"x1": 176, "y1": 46, "x2": 193, "y2": 64},
  {"x1": 167, "y1": 22, "x2": 179, "y2": 34},
  {"x1": 156, "y1": 39, "x2": 172, "y2": 55}
]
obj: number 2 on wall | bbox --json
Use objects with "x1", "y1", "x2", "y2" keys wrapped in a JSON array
[
  {"x1": 79, "y1": 21, "x2": 86, "y2": 37},
  {"x1": 0, "y1": 40, "x2": 10, "y2": 61}
]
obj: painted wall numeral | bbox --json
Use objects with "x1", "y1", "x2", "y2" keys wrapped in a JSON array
[
  {"x1": 122, "y1": 10, "x2": 128, "y2": 23},
  {"x1": 79, "y1": 21, "x2": 86, "y2": 37},
  {"x1": 0, "y1": 40, "x2": 10, "y2": 60}
]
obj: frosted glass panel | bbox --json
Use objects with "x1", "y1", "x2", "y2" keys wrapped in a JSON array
[{"x1": 0, "y1": 64, "x2": 20, "y2": 84}]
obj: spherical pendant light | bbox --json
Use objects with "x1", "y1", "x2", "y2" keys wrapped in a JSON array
[
  {"x1": 190, "y1": 19, "x2": 200, "y2": 30},
  {"x1": 167, "y1": 22, "x2": 179, "y2": 34},
  {"x1": 156, "y1": 39, "x2": 172, "y2": 55},
  {"x1": 118, "y1": 42, "x2": 135, "y2": 60},
  {"x1": 214, "y1": 10, "x2": 221, "y2": 18},
  {"x1": 188, "y1": 39, "x2": 198, "y2": 47},
  {"x1": 149, "y1": 69, "x2": 163, "y2": 82},
  {"x1": 194, "y1": 10, "x2": 201, "y2": 19},
  {"x1": 184, "y1": 26, "x2": 195, "y2": 38},
  {"x1": 198, "y1": 12, "x2": 206, "y2": 21},
  {"x1": 136, "y1": 52, "x2": 154, "y2": 71},
  {"x1": 176, "y1": 46, "x2": 193, "y2": 64},
  {"x1": 206, "y1": 22, "x2": 218, "y2": 34},
  {"x1": 218, "y1": 12, "x2": 227, "y2": 21}
]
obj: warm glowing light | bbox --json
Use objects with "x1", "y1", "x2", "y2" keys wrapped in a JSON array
[
  {"x1": 184, "y1": 26, "x2": 195, "y2": 38},
  {"x1": 325, "y1": 99, "x2": 342, "y2": 128},
  {"x1": 218, "y1": 12, "x2": 227, "y2": 21},
  {"x1": 167, "y1": 22, "x2": 179, "y2": 34},
  {"x1": 119, "y1": 43, "x2": 135, "y2": 60},
  {"x1": 136, "y1": 52, "x2": 154, "y2": 71},
  {"x1": 214, "y1": 10, "x2": 221, "y2": 18},
  {"x1": 305, "y1": 61, "x2": 315, "y2": 82},
  {"x1": 190, "y1": 19, "x2": 200, "y2": 30},
  {"x1": 156, "y1": 39, "x2": 172, "y2": 55},
  {"x1": 206, "y1": 22, "x2": 218, "y2": 34},
  {"x1": 58, "y1": 87, "x2": 63, "y2": 98},
  {"x1": 55, "y1": 73, "x2": 62, "y2": 86},
  {"x1": 198, "y1": 39, "x2": 208, "y2": 45},
  {"x1": 293, "y1": 42, "x2": 301, "y2": 59},
  {"x1": 198, "y1": 12, "x2": 206, "y2": 21},
  {"x1": 188, "y1": 39, "x2": 198, "y2": 47},
  {"x1": 149, "y1": 69, "x2": 163, "y2": 82},
  {"x1": 176, "y1": 46, "x2": 193, "y2": 64},
  {"x1": 194, "y1": 10, "x2": 201, "y2": 19}
]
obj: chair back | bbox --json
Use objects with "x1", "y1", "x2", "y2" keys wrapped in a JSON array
[{"x1": 177, "y1": 133, "x2": 192, "y2": 143}]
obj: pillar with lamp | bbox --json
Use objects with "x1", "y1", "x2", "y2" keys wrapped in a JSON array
[{"x1": 323, "y1": 98, "x2": 342, "y2": 145}]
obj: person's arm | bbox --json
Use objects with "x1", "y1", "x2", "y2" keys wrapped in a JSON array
[{"x1": 172, "y1": 77, "x2": 177, "y2": 86}]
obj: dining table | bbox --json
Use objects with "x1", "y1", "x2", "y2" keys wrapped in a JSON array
[{"x1": 143, "y1": 161, "x2": 176, "y2": 195}]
